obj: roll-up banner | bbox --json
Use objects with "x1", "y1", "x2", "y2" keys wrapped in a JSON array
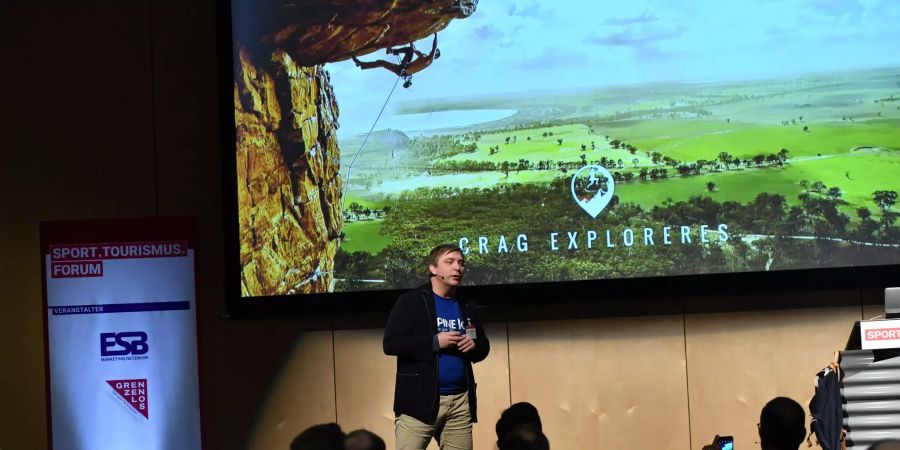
[{"x1": 40, "y1": 218, "x2": 202, "y2": 450}]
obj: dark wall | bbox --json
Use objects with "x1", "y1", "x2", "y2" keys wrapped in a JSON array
[{"x1": 0, "y1": 1, "x2": 222, "y2": 448}]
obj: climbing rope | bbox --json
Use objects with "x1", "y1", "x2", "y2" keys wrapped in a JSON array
[{"x1": 341, "y1": 72, "x2": 402, "y2": 201}]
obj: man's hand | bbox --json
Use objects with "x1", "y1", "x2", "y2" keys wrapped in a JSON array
[
  {"x1": 700, "y1": 435, "x2": 722, "y2": 450},
  {"x1": 437, "y1": 331, "x2": 462, "y2": 349},
  {"x1": 457, "y1": 334, "x2": 476, "y2": 353}
]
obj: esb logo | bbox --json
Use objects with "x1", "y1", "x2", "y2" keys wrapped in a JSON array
[
  {"x1": 101, "y1": 331, "x2": 149, "y2": 357},
  {"x1": 107, "y1": 379, "x2": 149, "y2": 419}
]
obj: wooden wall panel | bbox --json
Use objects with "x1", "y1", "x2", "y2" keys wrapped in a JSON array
[
  {"x1": 333, "y1": 322, "x2": 510, "y2": 450},
  {"x1": 863, "y1": 304, "x2": 885, "y2": 322},
  {"x1": 471, "y1": 322, "x2": 511, "y2": 449},
  {"x1": 863, "y1": 287, "x2": 886, "y2": 321},
  {"x1": 508, "y1": 315, "x2": 690, "y2": 450},
  {"x1": 685, "y1": 298, "x2": 859, "y2": 450},
  {"x1": 245, "y1": 330, "x2": 336, "y2": 450},
  {"x1": 334, "y1": 328, "x2": 397, "y2": 446}
]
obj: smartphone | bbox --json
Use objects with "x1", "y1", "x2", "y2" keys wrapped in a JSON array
[{"x1": 716, "y1": 435, "x2": 734, "y2": 450}]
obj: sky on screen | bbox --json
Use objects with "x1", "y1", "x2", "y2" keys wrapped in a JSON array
[{"x1": 327, "y1": 0, "x2": 900, "y2": 136}]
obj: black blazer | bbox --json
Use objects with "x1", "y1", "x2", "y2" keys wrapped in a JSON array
[{"x1": 383, "y1": 283, "x2": 490, "y2": 424}]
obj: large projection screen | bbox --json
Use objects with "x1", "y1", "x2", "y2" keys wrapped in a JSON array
[{"x1": 229, "y1": 0, "x2": 900, "y2": 298}]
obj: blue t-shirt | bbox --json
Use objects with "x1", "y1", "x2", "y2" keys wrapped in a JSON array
[{"x1": 434, "y1": 293, "x2": 467, "y2": 394}]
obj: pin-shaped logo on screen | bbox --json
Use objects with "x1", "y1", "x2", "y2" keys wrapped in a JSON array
[{"x1": 571, "y1": 165, "x2": 615, "y2": 218}]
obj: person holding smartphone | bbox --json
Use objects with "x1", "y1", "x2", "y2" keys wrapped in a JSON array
[{"x1": 701, "y1": 397, "x2": 805, "y2": 450}]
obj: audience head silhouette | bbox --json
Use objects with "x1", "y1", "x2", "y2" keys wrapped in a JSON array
[
  {"x1": 496, "y1": 402, "x2": 543, "y2": 446},
  {"x1": 499, "y1": 423, "x2": 549, "y2": 450},
  {"x1": 344, "y1": 429, "x2": 385, "y2": 450},
  {"x1": 759, "y1": 397, "x2": 806, "y2": 450},
  {"x1": 289, "y1": 423, "x2": 345, "y2": 450}
]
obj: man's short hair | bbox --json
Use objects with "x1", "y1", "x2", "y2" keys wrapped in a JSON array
[
  {"x1": 289, "y1": 423, "x2": 345, "y2": 450},
  {"x1": 344, "y1": 429, "x2": 385, "y2": 450},
  {"x1": 427, "y1": 244, "x2": 464, "y2": 269},
  {"x1": 496, "y1": 402, "x2": 543, "y2": 445},
  {"x1": 759, "y1": 397, "x2": 806, "y2": 450},
  {"x1": 499, "y1": 423, "x2": 549, "y2": 450}
]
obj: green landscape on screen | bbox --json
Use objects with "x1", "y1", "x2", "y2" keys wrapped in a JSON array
[{"x1": 324, "y1": 0, "x2": 900, "y2": 291}]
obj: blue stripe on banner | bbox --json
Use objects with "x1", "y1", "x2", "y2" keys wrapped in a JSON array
[{"x1": 49, "y1": 301, "x2": 190, "y2": 315}]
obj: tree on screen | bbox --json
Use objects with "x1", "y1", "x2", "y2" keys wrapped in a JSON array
[{"x1": 873, "y1": 190, "x2": 897, "y2": 211}]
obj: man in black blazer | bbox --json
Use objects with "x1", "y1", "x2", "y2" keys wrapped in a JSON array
[{"x1": 383, "y1": 244, "x2": 490, "y2": 450}]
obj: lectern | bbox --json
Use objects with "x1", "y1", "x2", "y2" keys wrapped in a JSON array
[{"x1": 840, "y1": 288, "x2": 900, "y2": 449}]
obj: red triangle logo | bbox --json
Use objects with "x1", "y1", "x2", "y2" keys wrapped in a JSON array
[{"x1": 107, "y1": 379, "x2": 149, "y2": 419}]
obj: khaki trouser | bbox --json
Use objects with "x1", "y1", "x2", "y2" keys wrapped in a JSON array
[{"x1": 395, "y1": 392, "x2": 472, "y2": 450}]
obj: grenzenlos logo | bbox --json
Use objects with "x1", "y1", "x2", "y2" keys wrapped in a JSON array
[{"x1": 107, "y1": 378, "x2": 149, "y2": 419}]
